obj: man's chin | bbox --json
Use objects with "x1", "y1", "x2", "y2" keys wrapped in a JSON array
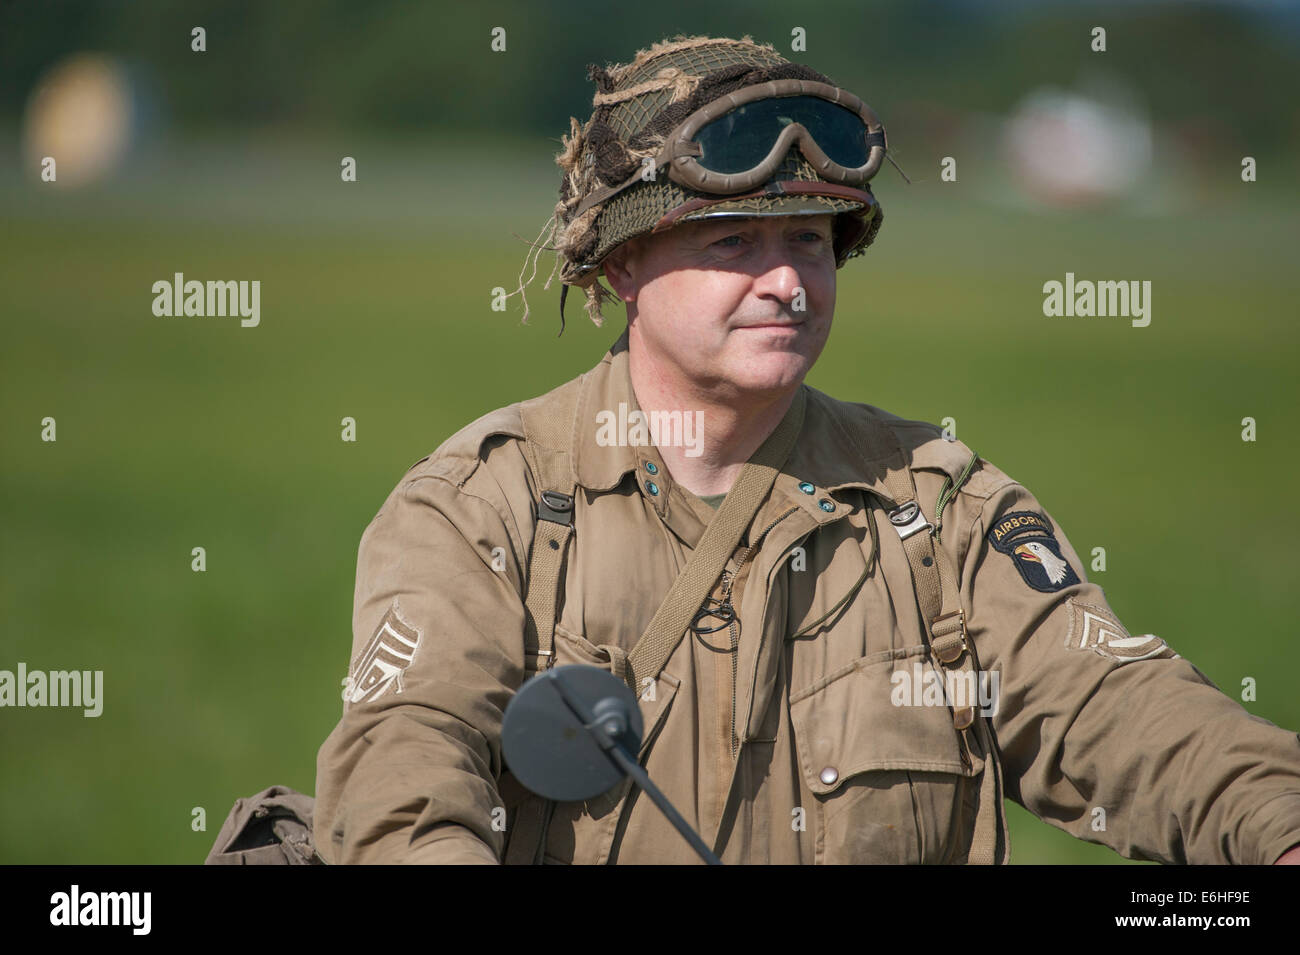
[{"x1": 725, "y1": 351, "x2": 813, "y2": 396}]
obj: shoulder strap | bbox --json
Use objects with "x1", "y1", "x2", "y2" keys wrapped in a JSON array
[
  {"x1": 517, "y1": 382, "x2": 582, "y2": 676},
  {"x1": 872, "y1": 432, "x2": 1010, "y2": 865},
  {"x1": 504, "y1": 383, "x2": 580, "y2": 865}
]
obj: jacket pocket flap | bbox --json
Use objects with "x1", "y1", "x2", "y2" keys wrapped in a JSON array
[
  {"x1": 789, "y1": 649, "x2": 981, "y2": 795},
  {"x1": 552, "y1": 624, "x2": 680, "y2": 764}
]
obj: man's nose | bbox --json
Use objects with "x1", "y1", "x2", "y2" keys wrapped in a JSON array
[{"x1": 751, "y1": 246, "x2": 806, "y2": 303}]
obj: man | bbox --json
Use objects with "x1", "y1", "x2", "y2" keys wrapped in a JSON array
[{"x1": 314, "y1": 34, "x2": 1300, "y2": 864}]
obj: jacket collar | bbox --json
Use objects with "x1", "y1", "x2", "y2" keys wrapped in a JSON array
[{"x1": 571, "y1": 329, "x2": 911, "y2": 512}]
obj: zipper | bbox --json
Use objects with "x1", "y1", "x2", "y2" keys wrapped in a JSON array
[
  {"x1": 717, "y1": 505, "x2": 801, "y2": 615},
  {"x1": 711, "y1": 505, "x2": 800, "y2": 758},
  {"x1": 957, "y1": 726, "x2": 973, "y2": 772},
  {"x1": 728, "y1": 613, "x2": 740, "y2": 756},
  {"x1": 711, "y1": 500, "x2": 855, "y2": 838}
]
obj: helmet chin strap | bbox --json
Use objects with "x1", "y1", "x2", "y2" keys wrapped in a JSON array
[{"x1": 885, "y1": 151, "x2": 912, "y2": 184}]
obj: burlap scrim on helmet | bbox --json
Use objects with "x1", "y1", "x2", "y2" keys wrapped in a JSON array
[{"x1": 506, "y1": 34, "x2": 884, "y2": 329}]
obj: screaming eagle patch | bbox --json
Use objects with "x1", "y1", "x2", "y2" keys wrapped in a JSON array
[
  {"x1": 341, "y1": 603, "x2": 422, "y2": 707},
  {"x1": 987, "y1": 510, "x2": 1080, "y2": 593}
]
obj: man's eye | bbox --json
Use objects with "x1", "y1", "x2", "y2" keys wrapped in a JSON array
[{"x1": 710, "y1": 232, "x2": 826, "y2": 248}]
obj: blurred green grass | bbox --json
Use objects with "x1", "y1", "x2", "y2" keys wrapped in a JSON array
[{"x1": 2, "y1": 142, "x2": 1298, "y2": 864}]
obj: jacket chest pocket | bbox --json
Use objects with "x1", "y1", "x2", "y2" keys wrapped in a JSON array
[
  {"x1": 788, "y1": 648, "x2": 985, "y2": 865},
  {"x1": 527, "y1": 623, "x2": 680, "y2": 865}
]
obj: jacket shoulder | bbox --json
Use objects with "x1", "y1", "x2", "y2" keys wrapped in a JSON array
[
  {"x1": 400, "y1": 368, "x2": 587, "y2": 491},
  {"x1": 814, "y1": 390, "x2": 1017, "y2": 502},
  {"x1": 403, "y1": 404, "x2": 526, "y2": 489}
]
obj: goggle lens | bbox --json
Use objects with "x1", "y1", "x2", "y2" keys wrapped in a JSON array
[{"x1": 693, "y1": 95, "x2": 871, "y2": 174}]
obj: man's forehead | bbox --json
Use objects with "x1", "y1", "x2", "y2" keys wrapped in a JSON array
[
  {"x1": 684, "y1": 213, "x2": 834, "y2": 232},
  {"x1": 614, "y1": 212, "x2": 835, "y2": 264},
  {"x1": 654, "y1": 213, "x2": 835, "y2": 246}
]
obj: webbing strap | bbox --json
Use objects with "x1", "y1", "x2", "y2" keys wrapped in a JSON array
[
  {"x1": 504, "y1": 383, "x2": 581, "y2": 866},
  {"x1": 876, "y1": 442, "x2": 1009, "y2": 865},
  {"x1": 502, "y1": 792, "x2": 553, "y2": 865},
  {"x1": 908, "y1": 534, "x2": 1004, "y2": 864},
  {"x1": 518, "y1": 384, "x2": 582, "y2": 674},
  {"x1": 623, "y1": 388, "x2": 806, "y2": 694}
]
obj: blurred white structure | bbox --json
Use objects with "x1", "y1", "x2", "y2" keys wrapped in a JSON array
[{"x1": 1002, "y1": 83, "x2": 1153, "y2": 206}]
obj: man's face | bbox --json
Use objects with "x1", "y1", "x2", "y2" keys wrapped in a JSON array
[{"x1": 603, "y1": 213, "x2": 838, "y2": 400}]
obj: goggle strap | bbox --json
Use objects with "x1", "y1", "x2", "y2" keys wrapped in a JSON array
[
  {"x1": 572, "y1": 107, "x2": 882, "y2": 223},
  {"x1": 566, "y1": 87, "x2": 887, "y2": 238},
  {"x1": 571, "y1": 129, "x2": 880, "y2": 225}
]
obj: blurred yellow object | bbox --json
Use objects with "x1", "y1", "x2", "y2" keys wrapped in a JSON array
[{"x1": 23, "y1": 52, "x2": 133, "y2": 188}]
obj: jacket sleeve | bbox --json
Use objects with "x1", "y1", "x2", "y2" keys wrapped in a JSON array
[
  {"x1": 953, "y1": 469, "x2": 1300, "y2": 865},
  {"x1": 314, "y1": 464, "x2": 529, "y2": 864}
]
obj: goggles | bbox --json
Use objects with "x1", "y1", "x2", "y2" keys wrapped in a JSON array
[{"x1": 572, "y1": 78, "x2": 888, "y2": 222}]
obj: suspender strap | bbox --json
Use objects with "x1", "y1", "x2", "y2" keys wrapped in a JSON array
[
  {"x1": 623, "y1": 388, "x2": 806, "y2": 694},
  {"x1": 518, "y1": 384, "x2": 582, "y2": 675},
  {"x1": 875, "y1": 441, "x2": 1009, "y2": 865},
  {"x1": 502, "y1": 796, "x2": 554, "y2": 866},
  {"x1": 504, "y1": 383, "x2": 581, "y2": 865}
]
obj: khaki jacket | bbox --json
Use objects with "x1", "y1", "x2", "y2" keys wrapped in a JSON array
[{"x1": 315, "y1": 331, "x2": 1300, "y2": 864}]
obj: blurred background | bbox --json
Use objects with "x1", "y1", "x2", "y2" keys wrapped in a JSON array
[{"x1": 2, "y1": 0, "x2": 1298, "y2": 864}]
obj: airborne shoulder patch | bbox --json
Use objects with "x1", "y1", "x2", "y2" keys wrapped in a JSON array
[
  {"x1": 341, "y1": 603, "x2": 423, "y2": 707},
  {"x1": 1065, "y1": 600, "x2": 1177, "y2": 664},
  {"x1": 987, "y1": 510, "x2": 1080, "y2": 593}
]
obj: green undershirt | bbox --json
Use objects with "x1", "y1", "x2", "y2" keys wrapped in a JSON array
[{"x1": 699, "y1": 492, "x2": 727, "y2": 510}]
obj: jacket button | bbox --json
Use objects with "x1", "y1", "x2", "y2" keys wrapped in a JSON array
[
  {"x1": 818, "y1": 499, "x2": 834, "y2": 512},
  {"x1": 646, "y1": 481, "x2": 659, "y2": 496},
  {"x1": 819, "y1": 767, "x2": 839, "y2": 785},
  {"x1": 644, "y1": 461, "x2": 658, "y2": 475},
  {"x1": 798, "y1": 482, "x2": 815, "y2": 495}
]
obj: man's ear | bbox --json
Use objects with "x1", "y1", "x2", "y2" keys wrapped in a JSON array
[{"x1": 602, "y1": 240, "x2": 639, "y2": 303}]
